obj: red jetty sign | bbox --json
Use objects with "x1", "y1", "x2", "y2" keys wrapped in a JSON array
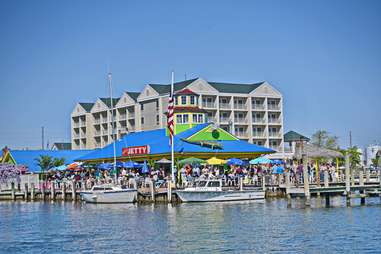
[{"x1": 122, "y1": 145, "x2": 150, "y2": 156}]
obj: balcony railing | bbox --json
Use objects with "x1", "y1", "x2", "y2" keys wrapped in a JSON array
[
  {"x1": 234, "y1": 117, "x2": 248, "y2": 123},
  {"x1": 94, "y1": 130, "x2": 101, "y2": 136},
  {"x1": 94, "y1": 119, "x2": 101, "y2": 124},
  {"x1": 128, "y1": 113, "x2": 135, "y2": 119},
  {"x1": 268, "y1": 104, "x2": 281, "y2": 110},
  {"x1": 252, "y1": 104, "x2": 265, "y2": 110},
  {"x1": 253, "y1": 132, "x2": 266, "y2": 137},
  {"x1": 219, "y1": 117, "x2": 230, "y2": 123},
  {"x1": 269, "y1": 132, "x2": 282, "y2": 138},
  {"x1": 235, "y1": 131, "x2": 248, "y2": 137},
  {"x1": 102, "y1": 130, "x2": 108, "y2": 135},
  {"x1": 202, "y1": 102, "x2": 216, "y2": 108},
  {"x1": 101, "y1": 118, "x2": 108, "y2": 124},
  {"x1": 73, "y1": 134, "x2": 80, "y2": 139},
  {"x1": 119, "y1": 114, "x2": 126, "y2": 120},
  {"x1": 207, "y1": 117, "x2": 218, "y2": 123},
  {"x1": 234, "y1": 103, "x2": 247, "y2": 110},
  {"x1": 252, "y1": 118, "x2": 266, "y2": 124},
  {"x1": 268, "y1": 118, "x2": 281, "y2": 124},
  {"x1": 219, "y1": 103, "x2": 231, "y2": 109},
  {"x1": 73, "y1": 122, "x2": 80, "y2": 128}
]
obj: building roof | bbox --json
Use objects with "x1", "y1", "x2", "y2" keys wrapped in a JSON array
[
  {"x1": 79, "y1": 103, "x2": 94, "y2": 112},
  {"x1": 52, "y1": 142, "x2": 72, "y2": 150},
  {"x1": 100, "y1": 98, "x2": 120, "y2": 108},
  {"x1": 149, "y1": 78, "x2": 198, "y2": 94},
  {"x1": 284, "y1": 131, "x2": 310, "y2": 143},
  {"x1": 3, "y1": 150, "x2": 92, "y2": 173},
  {"x1": 208, "y1": 82, "x2": 264, "y2": 93},
  {"x1": 126, "y1": 92, "x2": 140, "y2": 101},
  {"x1": 175, "y1": 89, "x2": 199, "y2": 96},
  {"x1": 76, "y1": 124, "x2": 274, "y2": 161}
]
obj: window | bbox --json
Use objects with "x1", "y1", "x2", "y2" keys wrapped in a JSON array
[
  {"x1": 156, "y1": 115, "x2": 160, "y2": 125},
  {"x1": 183, "y1": 114, "x2": 189, "y2": 123},
  {"x1": 208, "y1": 181, "x2": 220, "y2": 187},
  {"x1": 176, "y1": 115, "x2": 182, "y2": 124},
  {"x1": 193, "y1": 114, "x2": 198, "y2": 123},
  {"x1": 258, "y1": 141, "x2": 263, "y2": 146},
  {"x1": 190, "y1": 96, "x2": 195, "y2": 105},
  {"x1": 181, "y1": 96, "x2": 187, "y2": 105},
  {"x1": 141, "y1": 117, "x2": 144, "y2": 125},
  {"x1": 198, "y1": 114, "x2": 203, "y2": 123},
  {"x1": 141, "y1": 104, "x2": 144, "y2": 111},
  {"x1": 175, "y1": 97, "x2": 179, "y2": 105},
  {"x1": 221, "y1": 98, "x2": 227, "y2": 104},
  {"x1": 156, "y1": 100, "x2": 159, "y2": 110}
]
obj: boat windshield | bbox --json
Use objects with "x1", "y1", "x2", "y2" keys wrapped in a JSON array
[
  {"x1": 196, "y1": 181, "x2": 207, "y2": 187},
  {"x1": 93, "y1": 187, "x2": 113, "y2": 191}
]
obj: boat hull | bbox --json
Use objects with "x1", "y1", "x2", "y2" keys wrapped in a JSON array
[
  {"x1": 80, "y1": 189, "x2": 137, "y2": 203},
  {"x1": 176, "y1": 190, "x2": 265, "y2": 202}
]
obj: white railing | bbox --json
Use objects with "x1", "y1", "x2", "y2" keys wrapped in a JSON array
[
  {"x1": 268, "y1": 104, "x2": 280, "y2": 110},
  {"x1": 253, "y1": 132, "x2": 266, "y2": 137},
  {"x1": 128, "y1": 113, "x2": 135, "y2": 119},
  {"x1": 73, "y1": 122, "x2": 80, "y2": 128},
  {"x1": 252, "y1": 104, "x2": 265, "y2": 110},
  {"x1": 235, "y1": 131, "x2": 248, "y2": 137},
  {"x1": 202, "y1": 102, "x2": 216, "y2": 108},
  {"x1": 269, "y1": 132, "x2": 282, "y2": 138},
  {"x1": 234, "y1": 118, "x2": 248, "y2": 124},
  {"x1": 119, "y1": 114, "x2": 126, "y2": 120},
  {"x1": 268, "y1": 119, "x2": 281, "y2": 124},
  {"x1": 219, "y1": 103, "x2": 230, "y2": 109},
  {"x1": 219, "y1": 117, "x2": 230, "y2": 123},
  {"x1": 252, "y1": 118, "x2": 266, "y2": 124},
  {"x1": 234, "y1": 103, "x2": 247, "y2": 110},
  {"x1": 94, "y1": 119, "x2": 101, "y2": 124}
]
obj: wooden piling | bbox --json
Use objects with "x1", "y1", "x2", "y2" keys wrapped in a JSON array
[
  {"x1": 285, "y1": 172, "x2": 291, "y2": 207},
  {"x1": 167, "y1": 179, "x2": 172, "y2": 203},
  {"x1": 324, "y1": 171, "x2": 329, "y2": 188},
  {"x1": 11, "y1": 182, "x2": 15, "y2": 201},
  {"x1": 31, "y1": 183, "x2": 35, "y2": 201},
  {"x1": 71, "y1": 181, "x2": 76, "y2": 201},
  {"x1": 50, "y1": 181, "x2": 56, "y2": 201},
  {"x1": 302, "y1": 154, "x2": 311, "y2": 207},
  {"x1": 150, "y1": 180, "x2": 155, "y2": 202},
  {"x1": 262, "y1": 175, "x2": 266, "y2": 191},
  {"x1": 325, "y1": 195, "x2": 330, "y2": 207},
  {"x1": 41, "y1": 182, "x2": 46, "y2": 200},
  {"x1": 345, "y1": 153, "x2": 350, "y2": 205},
  {"x1": 239, "y1": 177, "x2": 243, "y2": 191},
  {"x1": 24, "y1": 183, "x2": 28, "y2": 201},
  {"x1": 61, "y1": 182, "x2": 66, "y2": 201}
]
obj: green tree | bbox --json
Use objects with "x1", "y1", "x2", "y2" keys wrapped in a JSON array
[
  {"x1": 52, "y1": 157, "x2": 65, "y2": 167},
  {"x1": 35, "y1": 155, "x2": 53, "y2": 172},
  {"x1": 311, "y1": 130, "x2": 339, "y2": 149},
  {"x1": 345, "y1": 146, "x2": 362, "y2": 169}
]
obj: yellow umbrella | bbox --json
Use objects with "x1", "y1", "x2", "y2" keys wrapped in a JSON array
[{"x1": 207, "y1": 157, "x2": 227, "y2": 165}]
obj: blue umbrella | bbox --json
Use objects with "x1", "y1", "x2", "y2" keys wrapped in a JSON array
[
  {"x1": 115, "y1": 161, "x2": 124, "y2": 168},
  {"x1": 53, "y1": 165, "x2": 67, "y2": 171},
  {"x1": 123, "y1": 160, "x2": 141, "y2": 169},
  {"x1": 273, "y1": 159, "x2": 283, "y2": 164},
  {"x1": 249, "y1": 157, "x2": 272, "y2": 165},
  {"x1": 97, "y1": 163, "x2": 112, "y2": 170},
  {"x1": 141, "y1": 160, "x2": 149, "y2": 174},
  {"x1": 227, "y1": 158, "x2": 243, "y2": 166}
]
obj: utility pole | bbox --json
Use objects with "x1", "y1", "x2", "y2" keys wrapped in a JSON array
[
  {"x1": 41, "y1": 126, "x2": 44, "y2": 150},
  {"x1": 349, "y1": 131, "x2": 352, "y2": 148}
]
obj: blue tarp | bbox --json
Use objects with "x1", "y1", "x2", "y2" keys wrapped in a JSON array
[
  {"x1": 77, "y1": 124, "x2": 274, "y2": 161},
  {"x1": 123, "y1": 161, "x2": 141, "y2": 168}
]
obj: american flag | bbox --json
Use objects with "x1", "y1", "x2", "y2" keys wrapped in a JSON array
[{"x1": 167, "y1": 76, "x2": 174, "y2": 145}]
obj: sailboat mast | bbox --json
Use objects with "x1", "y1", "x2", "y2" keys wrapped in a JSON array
[{"x1": 108, "y1": 72, "x2": 117, "y2": 184}]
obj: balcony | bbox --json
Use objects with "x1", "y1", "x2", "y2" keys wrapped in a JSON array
[
  {"x1": 128, "y1": 113, "x2": 135, "y2": 119},
  {"x1": 268, "y1": 104, "x2": 281, "y2": 111},
  {"x1": 102, "y1": 130, "x2": 108, "y2": 135},
  {"x1": 202, "y1": 102, "x2": 216, "y2": 108},
  {"x1": 73, "y1": 133, "x2": 80, "y2": 139},
  {"x1": 234, "y1": 118, "x2": 248, "y2": 124},
  {"x1": 94, "y1": 130, "x2": 101, "y2": 136},
  {"x1": 94, "y1": 118, "x2": 101, "y2": 125},
  {"x1": 252, "y1": 118, "x2": 266, "y2": 124},
  {"x1": 268, "y1": 118, "x2": 281, "y2": 124},
  {"x1": 72, "y1": 122, "x2": 80, "y2": 128},
  {"x1": 253, "y1": 132, "x2": 266, "y2": 138},
  {"x1": 269, "y1": 132, "x2": 282, "y2": 138},
  {"x1": 219, "y1": 117, "x2": 230, "y2": 123},
  {"x1": 235, "y1": 131, "x2": 248, "y2": 138},
  {"x1": 252, "y1": 104, "x2": 265, "y2": 110},
  {"x1": 101, "y1": 118, "x2": 108, "y2": 124},
  {"x1": 119, "y1": 114, "x2": 126, "y2": 120},
  {"x1": 207, "y1": 116, "x2": 218, "y2": 123},
  {"x1": 234, "y1": 103, "x2": 247, "y2": 110},
  {"x1": 219, "y1": 103, "x2": 231, "y2": 109}
]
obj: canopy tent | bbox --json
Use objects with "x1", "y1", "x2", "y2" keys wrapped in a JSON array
[
  {"x1": 227, "y1": 158, "x2": 243, "y2": 166},
  {"x1": 178, "y1": 157, "x2": 205, "y2": 165},
  {"x1": 207, "y1": 157, "x2": 227, "y2": 165},
  {"x1": 97, "y1": 163, "x2": 112, "y2": 170},
  {"x1": 295, "y1": 143, "x2": 343, "y2": 159},
  {"x1": 155, "y1": 158, "x2": 172, "y2": 164},
  {"x1": 114, "y1": 161, "x2": 124, "y2": 168},
  {"x1": 250, "y1": 157, "x2": 272, "y2": 165}
]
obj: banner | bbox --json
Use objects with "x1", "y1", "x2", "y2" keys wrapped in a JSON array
[{"x1": 122, "y1": 145, "x2": 150, "y2": 156}]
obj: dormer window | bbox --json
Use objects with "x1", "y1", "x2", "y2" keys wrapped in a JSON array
[{"x1": 181, "y1": 96, "x2": 187, "y2": 105}]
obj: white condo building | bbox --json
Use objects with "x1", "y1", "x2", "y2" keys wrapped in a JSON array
[{"x1": 71, "y1": 77, "x2": 284, "y2": 154}]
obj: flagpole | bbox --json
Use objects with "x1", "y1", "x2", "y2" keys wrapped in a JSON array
[{"x1": 170, "y1": 71, "x2": 175, "y2": 186}]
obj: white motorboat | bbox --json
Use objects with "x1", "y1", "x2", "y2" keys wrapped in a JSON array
[
  {"x1": 176, "y1": 179, "x2": 265, "y2": 202},
  {"x1": 80, "y1": 184, "x2": 137, "y2": 203}
]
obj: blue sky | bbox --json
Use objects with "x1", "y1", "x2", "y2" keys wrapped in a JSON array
[{"x1": 0, "y1": 0, "x2": 380, "y2": 149}]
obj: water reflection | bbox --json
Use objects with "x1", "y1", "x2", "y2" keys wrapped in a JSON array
[{"x1": 0, "y1": 198, "x2": 380, "y2": 253}]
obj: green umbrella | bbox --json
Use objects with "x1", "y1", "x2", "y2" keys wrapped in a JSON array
[{"x1": 178, "y1": 157, "x2": 206, "y2": 165}]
